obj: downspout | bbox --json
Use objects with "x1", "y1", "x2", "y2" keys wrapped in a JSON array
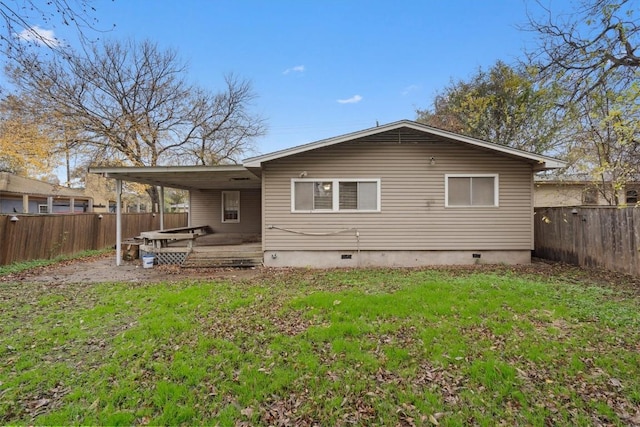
[{"x1": 116, "y1": 179, "x2": 122, "y2": 266}]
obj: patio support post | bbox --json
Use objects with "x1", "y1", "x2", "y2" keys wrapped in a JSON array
[
  {"x1": 188, "y1": 190, "x2": 192, "y2": 226},
  {"x1": 47, "y1": 196, "x2": 53, "y2": 214},
  {"x1": 116, "y1": 179, "x2": 123, "y2": 266},
  {"x1": 22, "y1": 194, "x2": 29, "y2": 213},
  {"x1": 69, "y1": 197, "x2": 75, "y2": 213},
  {"x1": 159, "y1": 186, "x2": 165, "y2": 230}
]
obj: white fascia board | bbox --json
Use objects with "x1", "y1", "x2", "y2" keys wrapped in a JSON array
[{"x1": 89, "y1": 165, "x2": 249, "y2": 175}]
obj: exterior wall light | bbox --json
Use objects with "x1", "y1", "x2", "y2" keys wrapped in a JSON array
[
  {"x1": 98, "y1": 214, "x2": 103, "y2": 219},
  {"x1": 9, "y1": 215, "x2": 19, "y2": 222},
  {"x1": 430, "y1": 157, "x2": 436, "y2": 165}
]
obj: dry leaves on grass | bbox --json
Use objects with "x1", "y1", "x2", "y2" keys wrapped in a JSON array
[{"x1": 20, "y1": 383, "x2": 70, "y2": 420}]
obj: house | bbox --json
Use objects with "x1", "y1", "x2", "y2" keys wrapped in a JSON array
[
  {"x1": 90, "y1": 120, "x2": 566, "y2": 267},
  {"x1": 83, "y1": 173, "x2": 151, "y2": 213},
  {"x1": 0, "y1": 172, "x2": 94, "y2": 214},
  {"x1": 534, "y1": 178, "x2": 639, "y2": 207}
]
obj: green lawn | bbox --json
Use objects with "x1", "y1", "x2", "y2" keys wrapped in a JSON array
[{"x1": 1, "y1": 267, "x2": 639, "y2": 425}]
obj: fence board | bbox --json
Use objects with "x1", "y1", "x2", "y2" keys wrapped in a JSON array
[
  {"x1": 534, "y1": 207, "x2": 640, "y2": 276},
  {"x1": 0, "y1": 213, "x2": 187, "y2": 265}
]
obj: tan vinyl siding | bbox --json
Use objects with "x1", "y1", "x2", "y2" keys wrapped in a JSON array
[
  {"x1": 190, "y1": 188, "x2": 261, "y2": 234},
  {"x1": 263, "y1": 130, "x2": 534, "y2": 251}
]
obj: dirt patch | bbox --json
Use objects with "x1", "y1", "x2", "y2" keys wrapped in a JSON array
[
  {"x1": 0, "y1": 253, "x2": 262, "y2": 285},
  {"x1": 1, "y1": 254, "x2": 639, "y2": 296}
]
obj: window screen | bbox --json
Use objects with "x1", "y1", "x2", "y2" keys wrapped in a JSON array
[
  {"x1": 447, "y1": 176, "x2": 497, "y2": 206},
  {"x1": 293, "y1": 179, "x2": 379, "y2": 212}
]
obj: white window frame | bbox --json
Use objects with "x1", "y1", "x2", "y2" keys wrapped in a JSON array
[
  {"x1": 38, "y1": 204, "x2": 49, "y2": 214},
  {"x1": 445, "y1": 174, "x2": 499, "y2": 207},
  {"x1": 221, "y1": 191, "x2": 240, "y2": 223},
  {"x1": 291, "y1": 178, "x2": 381, "y2": 213}
]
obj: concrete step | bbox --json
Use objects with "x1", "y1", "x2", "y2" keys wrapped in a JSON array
[{"x1": 181, "y1": 252, "x2": 263, "y2": 268}]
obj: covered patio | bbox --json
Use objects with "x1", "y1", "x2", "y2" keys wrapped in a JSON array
[{"x1": 89, "y1": 165, "x2": 263, "y2": 267}]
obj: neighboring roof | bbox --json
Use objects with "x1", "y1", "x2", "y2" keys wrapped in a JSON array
[
  {"x1": 534, "y1": 179, "x2": 640, "y2": 186},
  {"x1": 244, "y1": 120, "x2": 567, "y2": 171},
  {"x1": 0, "y1": 172, "x2": 89, "y2": 198},
  {"x1": 88, "y1": 165, "x2": 261, "y2": 190}
]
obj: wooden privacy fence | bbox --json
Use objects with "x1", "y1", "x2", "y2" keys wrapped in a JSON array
[
  {"x1": 534, "y1": 207, "x2": 640, "y2": 276},
  {"x1": 0, "y1": 213, "x2": 187, "y2": 265}
]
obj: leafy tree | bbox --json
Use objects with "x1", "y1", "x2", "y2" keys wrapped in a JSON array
[
  {"x1": 416, "y1": 61, "x2": 563, "y2": 154},
  {"x1": 0, "y1": 95, "x2": 58, "y2": 176},
  {"x1": 6, "y1": 39, "x2": 265, "y2": 209},
  {"x1": 563, "y1": 79, "x2": 640, "y2": 205}
]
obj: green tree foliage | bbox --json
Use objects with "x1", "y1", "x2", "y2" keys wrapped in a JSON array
[
  {"x1": 416, "y1": 61, "x2": 563, "y2": 154},
  {"x1": 0, "y1": 95, "x2": 59, "y2": 176},
  {"x1": 564, "y1": 79, "x2": 640, "y2": 205}
]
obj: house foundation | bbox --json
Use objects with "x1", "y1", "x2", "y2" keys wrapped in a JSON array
[{"x1": 264, "y1": 250, "x2": 531, "y2": 268}]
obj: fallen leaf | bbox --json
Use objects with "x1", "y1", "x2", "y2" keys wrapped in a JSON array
[
  {"x1": 609, "y1": 378, "x2": 622, "y2": 388},
  {"x1": 33, "y1": 398, "x2": 51, "y2": 409}
]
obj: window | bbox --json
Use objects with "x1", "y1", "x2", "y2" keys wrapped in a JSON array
[
  {"x1": 38, "y1": 204, "x2": 49, "y2": 214},
  {"x1": 582, "y1": 187, "x2": 599, "y2": 205},
  {"x1": 445, "y1": 174, "x2": 498, "y2": 207},
  {"x1": 292, "y1": 179, "x2": 380, "y2": 212},
  {"x1": 221, "y1": 191, "x2": 240, "y2": 223},
  {"x1": 627, "y1": 189, "x2": 638, "y2": 205}
]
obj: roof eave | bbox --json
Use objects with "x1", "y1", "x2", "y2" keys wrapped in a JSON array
[
  {"x1": 535, "y1": 158, "x2": 568, "y2": 171},
  {"x1": 89, "y1": 165, "x2": 248, "y2": 175}
]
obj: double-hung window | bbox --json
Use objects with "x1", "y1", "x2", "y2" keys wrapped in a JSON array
[
  {"x1": 445, "y1": 174, "x2": 498, "y2": 207},
  {"x1": 292, "y1": 179, "x2": 380, "y2": 212},
  {"x1": 221, "y1": 191, "x2": 240, "y2": 223}
]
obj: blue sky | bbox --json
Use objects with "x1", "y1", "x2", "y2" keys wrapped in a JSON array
[{"x1": 27, "y1": 0, "x2": 573, "y2": 156}]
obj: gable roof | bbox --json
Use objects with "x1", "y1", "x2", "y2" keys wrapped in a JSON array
[{"x1": 244, "y1": 120, "x2": 567, "y2": 171}]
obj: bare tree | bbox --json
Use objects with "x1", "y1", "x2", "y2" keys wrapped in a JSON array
[
  {"x1": 6, "y1": 39, "x2": 266, "y2": 209},
  {"x1": 525, "y1": 0, "x2": 639, "y2": 103},
  {"x1": 525, "y1": 0, "x2": 639, "y2": 201},
  {"x1": 183, "y1": 75, "x2": 266, "y2": 165},
  {"x1": 0, "y1": 0, "x2": 112, "y2": 61}
]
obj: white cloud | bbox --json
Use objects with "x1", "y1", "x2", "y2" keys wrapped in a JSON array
[
  {"x1": 17, "y1": 26, "x2": 60, "y2": 47},
  {"x1": 401, "y1": 84, "x2": 421, "y2": 96},
  {"x1": 283, "y1": 65, "x2": 305, "y2": 75},
  {"x1": 337, "y1": 95, "x2": 363, "y2": 104}
]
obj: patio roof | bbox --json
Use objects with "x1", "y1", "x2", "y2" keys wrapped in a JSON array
[{"x1": 88, "y1": 165, "x2": 261, "y2": 190}]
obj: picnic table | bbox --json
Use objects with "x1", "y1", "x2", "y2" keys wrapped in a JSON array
[{"x1": 139, "y1": 225, "x2": 212, "y2": 250}]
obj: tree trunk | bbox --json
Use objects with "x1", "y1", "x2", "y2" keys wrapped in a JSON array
[{"x1": 146, "y1": 186, "x2": 160, "y2": 213}]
